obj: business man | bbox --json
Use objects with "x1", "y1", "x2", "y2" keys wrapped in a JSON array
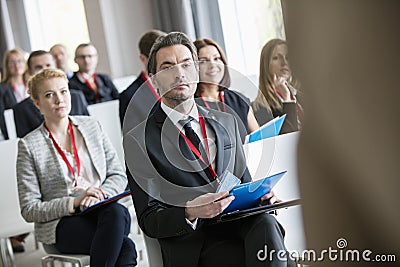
[
  {"x1": 49, "y1": 44, "x2": 74, "y2": 79},
  {"x1": 125, "y1": 32, "x2": 293, "y2": 267},
  {"x1": 119, "y1": 29, "x2": 166, "y2": 132},
  {"x1": 69, "y1": 43, "x2": 119, "y2": 105}
]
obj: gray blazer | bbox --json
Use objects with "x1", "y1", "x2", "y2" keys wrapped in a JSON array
[{"x1": 17, "y1": 116, "x2": 127, "y2": 244}]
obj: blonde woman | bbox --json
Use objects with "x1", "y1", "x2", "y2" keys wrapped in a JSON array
[
  {"x1": 252, "y1": 39, "x2": 303, "y2": 133},
  {"x1": 0, "y1": 48, "x2": 29, "y2": 109},
  {"x1": 17, "y1": 69, "x2": 137, "y2": 266}
]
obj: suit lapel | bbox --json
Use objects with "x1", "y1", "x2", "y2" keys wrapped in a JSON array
[
  {"x1": 202, "y1": 114, "x2": 230, "y2": 177},
  {"x1": 153, "y1": 107, "x2": 211, "y2": 183}
]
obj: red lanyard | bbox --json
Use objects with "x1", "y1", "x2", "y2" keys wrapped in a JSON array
[
  {"x1": 200, "y1": 91, "x2": 226, "y2": 112},
  {"x1": 81, "y1": 72, "x2": 100, "y2": 102},
  {"x1": 44, "y1": 120, "x2": 80, "y2": 187},
  {"x1": 141, "y1": 72, "x2": 161, "y2": 102},
  {"x1": 179, "y1": 114, "x2": 217, "y2": 179}
]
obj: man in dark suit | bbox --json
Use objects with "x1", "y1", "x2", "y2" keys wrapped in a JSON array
[
  {"x1": 69, "y1": 43, "x2": 119, "y2": 105},
  {"x1": 125, "y1": 32, "x2": 292, "y2": 267},
  {"x1": 119, "y1": 29, "x2": 166, "y2": 132},
  {"x1": 12, "y1": 50, "x2": 89, "y2": 138}
]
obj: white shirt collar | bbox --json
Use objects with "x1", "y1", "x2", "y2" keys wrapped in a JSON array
[
  {"x1": 77, "y1": 72, "x2": 93, "y2": 83},
  {"x1": 161, "y1": 101, "x2": 199, "y2": 131}
]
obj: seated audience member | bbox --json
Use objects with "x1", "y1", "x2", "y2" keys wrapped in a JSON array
[
  {"x1": 125, "y1": 32, "x2": 294, "y2": 267},
  {"x1": 194, "y1": 38, "x2": 259, "y2": 139},
  {"x1": 69, "y1": 43, "x2": 119, "y2": 105},
  {"x1": 0, "y1": 97, "x2": 6, "y2": 140},
  {"x1": 49, "y1": 43, "x2": 74, "y2": 79},
  {"x1": 0, "y1": 48, "x2": 29, "y2": 109},
  {"x1": 17, "y1": 68, "x2": 137, "y2": 266},
  {"x1": 13, "y1": 50, "x2": 89, "y2": 138},
  {"x1": 0, "y1": 47, "x2": 29, "y2": 251},
  {"x1": 0, "y1": 68, "x2": 5, "y2": 140},
  {"x1": 119, "y1": 29, "x2": 166, "y2": 132},
  {"x1": 252, "y1": 39, "x2": 303, "y2": 133}
]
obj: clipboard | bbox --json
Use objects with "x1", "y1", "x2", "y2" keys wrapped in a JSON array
[
  {"x1": 223, "y1": 171, "x2": 286, "y2": 214},
  {"x1": 208, "y1": 198, "x2": 301, "y2": 224},
  {"x1": 79, "y1": 189, "x2": 131, "y2": 215}
]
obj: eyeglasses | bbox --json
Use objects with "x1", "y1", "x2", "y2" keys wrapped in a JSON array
[
  {"x1": 75, "y1": 54, "x2": 97, "y2": 60},
  {"x1": 7, "y1": 59, "x2": 25, "y2": 66}
]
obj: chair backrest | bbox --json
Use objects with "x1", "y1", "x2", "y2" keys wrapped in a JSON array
[
  {"x1": 87, "y1": 100, "x2": 124, "y2": 164},
  {"x1": 0, "y1": 138, "x2": 34, "y2": 238},
  {"x1": 4, "y1": 109, "x2": 17, "y2": 140},
  {"x1": 143, "y1": 234, "x2": 163, "y2": 267}
]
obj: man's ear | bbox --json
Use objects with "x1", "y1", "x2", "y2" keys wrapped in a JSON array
[{"x1": 139, "y1": 54, "x2": 148, "y2": 68}]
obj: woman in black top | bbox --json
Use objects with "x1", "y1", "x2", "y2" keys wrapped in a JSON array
[{"x1": 193, "y1": 38, "x2": 259, "y2": 140}]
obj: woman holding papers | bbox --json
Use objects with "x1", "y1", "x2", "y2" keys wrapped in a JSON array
[
  {"x1": 252, "y1": 39, "x2": 303, "y2": 133},
  {"x1": 194, "y1": 38, "x2": 259, "y2": 140},
  {"x1": 16, "y1": 69, "x2": 137, "y2": 266}
]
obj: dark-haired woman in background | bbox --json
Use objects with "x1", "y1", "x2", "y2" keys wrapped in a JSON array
[{"x1": 194, "y1": 38, "x2": 259, "y2": 140}]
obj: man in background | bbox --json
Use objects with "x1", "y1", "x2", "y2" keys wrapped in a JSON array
[
  {"x1": 50, "y1": 44, "x2": 74, "y2": 79},
  {"x1": 69, "y1": 43, "x2": 119, "y2": 105},
  {"x1": 119, "y1": 29, "x2": 166, "y2": 132}
]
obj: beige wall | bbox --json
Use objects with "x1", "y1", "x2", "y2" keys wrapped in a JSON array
[{"x1": 83, "y1": 0, "x2": 155, "y2": 78}]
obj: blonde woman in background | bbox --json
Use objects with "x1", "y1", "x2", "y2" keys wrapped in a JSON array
[
  {"x1": 252, "y1": 39, "x2": 303, "y2": 133},
  {"x1": 0, "y1": 48, "x2": 29, "y2": 109}
]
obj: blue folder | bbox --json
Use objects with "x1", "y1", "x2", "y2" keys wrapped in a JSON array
[
  {"x1": 245, "y1": 114, "x2": 286, "y2": 143},
  {"x1": 79, "y1": 189, "x2": 131, "y2": 215},
  {"x1": 222, "y1": 171, "x2": 286, "y2": 213}
]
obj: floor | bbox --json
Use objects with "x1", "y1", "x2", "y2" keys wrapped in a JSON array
[{"x1": 9, "y1": 232, "x2": 149, "y2": 267}]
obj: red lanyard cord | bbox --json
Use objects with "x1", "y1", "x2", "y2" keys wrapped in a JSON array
[
  {"x1": 178, "y1": 114, "x2": 217, "y2": 179},
  {"x1": 44, "y1": 120, "x2": 80, "y2": 187},
  {"x1": 141, "y1": 72, "x2": 161, "y2": 103},
  {"x1": 199, "y1": 91, "x2": 226, "y2": 112},
  {"x1": 81, "y1": 73, "x2": 100, "y2": 102}
]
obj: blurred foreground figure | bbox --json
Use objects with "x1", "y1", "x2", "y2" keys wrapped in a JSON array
[{"x1": 284, "y1": 1, "x2": 400, "y2": 266}]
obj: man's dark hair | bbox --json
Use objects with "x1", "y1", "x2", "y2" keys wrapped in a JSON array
[
  {"x1": 139, "y1": 29, "x2": 166, "y2": 58},
  {"x1": 147, "y1": 32, "x2": 198, "y2": 75},
  {"x1": 27, "y1": 50, "x2": 50, "y2": 69}
]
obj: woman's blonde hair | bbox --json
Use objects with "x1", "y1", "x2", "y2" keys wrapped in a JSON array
[
  {"x1": 2, "y1": 48, "x2": 28, "y2": 83},
  {"x1": 259, "y1": 39, "x2": 300, "y2": 111},
  {"x1": 28, "y1": 68, "x2": 68, "y2": 100}
]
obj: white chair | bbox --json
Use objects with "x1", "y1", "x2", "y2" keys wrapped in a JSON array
[
  {"x1": 143, "y1": 234, "x2": 163, "y2": 267},
  {"x1": 41, "y1": 244, "x2": 90, "y2": 267},
  {"x1": 4, "y1": 109, "x2": 17, "y2": 140},
  {"x1": 243, "y1": 132, "x2": 306, "y2": 252},
  {"x1": 0, "y1": 139, "x2": 34, "y2": 267},
  {"x1": 87, "y1": 100, "x2": 125, "y2": 164}
]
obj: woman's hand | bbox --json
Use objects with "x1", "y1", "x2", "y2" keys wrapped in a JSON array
[
  {"x1": 73, "y1": 186, "x2": 107, "y2": 210},
  {"x1": 273, "y1": 74, "x2": 293, "y2": 102}
]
